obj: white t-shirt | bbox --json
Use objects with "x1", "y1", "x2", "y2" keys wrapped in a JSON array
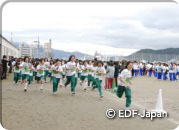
[
  {"x1": 95, "y1": 67, "x2": 106, "y2": 80},
  {"x1": 119, "y1": 69, "x2": 132, "y2": 87},
  {"x1": 78, "y1": 64, "x2": 82, "y2": 73},
  {"x1": 87, "y1": 64, "x2": 93, "y2": 75},
  {"x1": 81, "y1": 65, "x2": 88, "y2": 76},
  {"x1": 133, "y1": 64, "x2": 138, "y2": 70},
  {"x1": 139, "y1": 63, "x2": 144, "y2": 69},
  {"x1": 177, "y1": 66, "x2": 179, "y2": 72},
  {"x1": 66, "y1": 61, "x2": 76, "y2": 76},
  {"x1": 12, "y1": 61, "x2": 16, "y2": 66},
  {"x1": 36, "y1": 64, "x2": 45, "y2": 77},
  {"x1": 93, "y1": 66, "x2": 97, "y2": 78},
  {"x1": 106, "y1": 66, "x2": 115, "y2": 78},
  {"x1": 20, "y1": 62, "x2": 30, "y2": 75},
  {"x1": 51, "y1": 65, "x2": 63, "y2": 78},
  {"x1": 44, "y1": 62, "x2": 50, "y2": 70},
  {"x1": 61, "y1": 64, "x2": 66, "y2": 75},
  {"x1": 14, "y1": 65, "x2": 20, "y2": 73},
  {"x1": 29, "y1": 65, "x2": 34, "y2": 76}
]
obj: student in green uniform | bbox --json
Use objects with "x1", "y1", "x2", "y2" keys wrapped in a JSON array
[
  {"x1": 87, "y1": 60, "x2": 94, "y2": 87},
  {"x1": 116, "y1": 61, "x2": 133, "y2": 109},
  {"x1": 95, "y1": 61, "x2": 106, "y2": 98},
  {"x1": 51, "y1": 59, "x2": 63, "y2": 94},
  {"x1": 49, "y1": 60, "x2": 54, "y2": 82},
  {"x1": 28, "y1": 60, "x2": 35, "y2": 86},
  {"x1": 13, "y1": 59, "x2": 21, "y2": 84},
  {"x1": 81, "y1": 61, "x2": 88, "y2": 91},
  {"x1": 20, "y1": 56, "x2": 30, "y2": 92},
  {"x1": 36, "y1": 59, "x2": 45, "y2": 90},
  {"x1": 44, "y1": 58, "x2": 50, "y2": 83},
  {"x1": 91, "y1": 61, "x2": 97, "y2": 90},
  {"x1": 65, "y1": 55, "x2": 76, "y2": 95}
]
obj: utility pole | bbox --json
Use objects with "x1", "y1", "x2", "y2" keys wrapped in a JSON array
[
  {"x1": 11, "y1": 32, "x2": 13, "y2": 43},
  {"x1": 33, "y1": 36, "x2": 40, "y2": 58},
  {"x1": 38, "y1": 37, "x2": 40, "y2": 58}
]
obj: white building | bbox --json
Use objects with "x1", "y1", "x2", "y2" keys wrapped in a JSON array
[
  {"x1": 19, "y1": 43, "x2": 35, "y2": 58},
  {"x1": 44, "y1": 39, "x2": 52, "y2": 58},
  {"x1": 0, "y1": 35, "x2": 19, "y2": 58}
]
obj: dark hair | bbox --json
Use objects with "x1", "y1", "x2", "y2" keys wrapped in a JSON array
[
  {"x1": 3, "y1": 55, "x2": 6, "y2": 58},
  {"x1": 68, "y1": 55, "x2": 75, "y2": 61},
  {"x1": 40, "y1": 58, "x2": 44, "y2": 63},
  {"x1": 97, "y1": 61, "x2": 103, "y2": 66},
  {"x1": 15, "y1": 59, "x2": 20, "y2": 68},
  {"x1": 125, "y1": 61, "x2": 132, "y2": 69},
  {"x1": 55, "y1": 59, "x2": 60, "y2": 63},
  {"x1": 34, "y1": 61, "x2": 39, "y2": 68},
  {"x1": 24, "y1": 56, "x2": 29, "y2": 62},
  {"x1": 50, "y1": 60, "x2": 54, "y2": 65}
]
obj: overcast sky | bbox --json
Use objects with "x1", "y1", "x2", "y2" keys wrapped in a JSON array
[{"x1": 2, "y1": 2, "x2": 179, "y2": 56}]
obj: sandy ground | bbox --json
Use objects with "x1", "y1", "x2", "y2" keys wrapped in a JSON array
[{"x1": 2, "y1": 74, "x2": 179, "y2": 130}]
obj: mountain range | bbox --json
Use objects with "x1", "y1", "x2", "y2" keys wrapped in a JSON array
[
  {"x1": 13, "y1": 42, "x2": 90, "y2": 59},
  {"x1": 126, "y1": 48, "x2": 179, "y2": 62}
]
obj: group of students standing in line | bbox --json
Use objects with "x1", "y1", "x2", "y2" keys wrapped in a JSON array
[{"x1": 132, "y1": 61, "x2": 179, "y2": 81}]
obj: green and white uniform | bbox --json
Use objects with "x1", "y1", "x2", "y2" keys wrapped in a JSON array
[
  {"x1": 81, "y1": 65, "x2": 88, "y2": 90},
  {"x1": 87, "y1": 64, "x2": 94, "y2": 87},
  {"x1": 65, "y1": 61, "x2": 76, "y2": 93},
  {"x1": 28, "y1": 65, "x2": 34, "y2": 85},
  {"x1": 95, "y1": 67, "x2": 106, "y2": 96},
  {"x1": 13, "y1": 65, "x2": 21, "y2": 83},
  {"x1": 51, "y1": 65, "x2": 63, "y2": 93},
  {"x1": 44, "y1": 62, "x2": 50, "y2": 82},
  {"x1": 117, "y1": 69, "x2": 132, "y2": 108},
  {"x1": 92, "y1": 66, "x2": 97, "y2": 88},
  {"x1": 36, "y1": 64, "x2": 45, "y2": 81},
  {"x1": 20, "y1": 62, "x2": 30, "y2": 80}
]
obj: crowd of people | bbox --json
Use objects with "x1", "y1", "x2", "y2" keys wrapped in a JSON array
[{"x1": 1, "y1": 55, "x2": 179, "y2": 109}]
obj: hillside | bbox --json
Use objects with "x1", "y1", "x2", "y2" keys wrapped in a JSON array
[
  {"x1": 13, "y1": 42, "x2": 89, "y2": 59},
  {"x1": 126, "y1": 48, "x2": 179, "y2": 62}
]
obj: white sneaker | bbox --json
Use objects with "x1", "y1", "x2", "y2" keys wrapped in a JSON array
[
  {"x1": 40, "y1": 86, "x2": 43, "y2": 90},
  {"x1": 53, "y1": 92, "x2": 57, "y2": 95}
]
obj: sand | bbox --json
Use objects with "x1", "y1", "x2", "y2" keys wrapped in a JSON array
[{"x1": 2, "y1": 74, "x2": 179, "y2": 130}]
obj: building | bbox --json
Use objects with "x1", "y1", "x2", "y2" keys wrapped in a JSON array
[
  {"x1": 0, "y1": 35, "x2": 19, "y2": 58},
  {"x1": 19, "y1": 43, "x2": 35, "y2": 58},
  {"x1": 44, "y1": 39, "x2": 53, "y2": 58}
]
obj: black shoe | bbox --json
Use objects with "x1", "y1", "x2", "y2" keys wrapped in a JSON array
[{"x1": 24, "y1": 89, "x2": 27, "y2": 92}]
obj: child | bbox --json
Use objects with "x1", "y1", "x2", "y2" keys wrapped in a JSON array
[
  {"x1": 169, "y1": 63, "x2": 173, "y2": 81},
  {"x1": 78, "y1": 61, "x2": 83, "y2": 85},
  {"x1": 91, "y1": 62, "x2": 97, "y2": 90},
  {"x1": 36, "y1": 59, "x2": 45, "y2": 90},
  {"x1": 51, "y1": 59, "x2": 63, "y2": 94},
  {"x1": 28, "y1": 60, "x2": 35, "y2": 86},
  {"x1": 157, "y1": 63, "x2": 162, "y2": 80},
  {"x1": 49, "y1": 60, "x2": 54, "y2": 82},
  {"x1": 61, "y1": 60, "x2": 66, "y2": 85},
  {"x1": 44, "y1": 58, "x2": 50, "y2": 83},
  {"x1": 95, "y1": 61, "x2": 106, "y2": 98},
  {"x1": 162, "y1": 64, "x2": 168, "y2": 81},
  {"x1": 116, "y1": 61, "x2": 133, "y2": 109},
  {"x1": 81, "y1": 61, "x2": 88, "y2": 91},
  {"x1": 87, "y1": 60, "x2": 94, "y2": 87},
  {"x1": 13, "y1": 59, "x2": 21, "y2": 85},
  {"x1": 20, "y1": 56, "x2": 30, "y2": 92},
  {"x1": 65, "y1": 55, "x2": 76, "y2": 95}
]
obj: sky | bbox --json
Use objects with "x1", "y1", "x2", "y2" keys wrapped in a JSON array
[{"x1": 2, "y1": 2, "x2": 179, "y2": 56}]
